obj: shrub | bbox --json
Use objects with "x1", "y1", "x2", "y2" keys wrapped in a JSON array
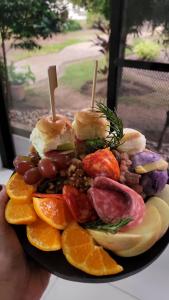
[
  {"x1": 8, "y1": 63, "x2": 35, "y2": 85},
  {"x1": 63, "y1": 19, "x2": 82, "y2": 32},
  {"x1": 133, "y1": 40, "x2": 161, "y2": 61},
  {"x1": 93, "y1": 20, "x2": 110, "y2": 75},
  {"x1": 87, "y1": 12, "x2": 106, "y2": 29}
]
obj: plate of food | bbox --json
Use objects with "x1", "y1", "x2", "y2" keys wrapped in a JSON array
[{"x1": 4, "y1": 65, "x2": 169, "y2": 283}]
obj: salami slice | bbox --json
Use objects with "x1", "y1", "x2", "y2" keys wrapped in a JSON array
[
  {"x1": 63, "y1": 185, "x2": 97, "y2": 223},
  {"x1": 88, "y1": 177, "x2": 145, "y2": 229}
]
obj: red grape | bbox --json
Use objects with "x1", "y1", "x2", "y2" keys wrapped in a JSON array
[
  {"x1": 13, "y1": 155, "x2": 31, "y2": 168},
  {"x1": 15, "y1": 161, "x2": 35, "y2": 175},
  {"x1": 24, "y1": 167, "x2": 42, "y2": 185},
  {"x1": 45, "y1": 151, "x2": 73, "y2": 169},
  {"x1": 13, "y1": 154, "x2": 35, "y2": 176},
  {"x1": 38, "y1": 158, "x2": 57, "y2": 178}
]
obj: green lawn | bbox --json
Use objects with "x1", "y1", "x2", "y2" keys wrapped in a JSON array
[
  {"x1": 60, "y1": 58, "x2": 105, "y2": 90},
  {"x1": 11, "y1": 38, "x2": 87, "y2": 62}
]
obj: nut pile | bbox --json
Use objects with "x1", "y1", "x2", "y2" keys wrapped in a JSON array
[{"x1": 67, "y1": 158, "x2": 92, "y2": 191}]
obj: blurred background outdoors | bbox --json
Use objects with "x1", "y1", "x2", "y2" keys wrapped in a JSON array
[{"x1": 0, "y1": 0, "x2": 169, "y2": 161}]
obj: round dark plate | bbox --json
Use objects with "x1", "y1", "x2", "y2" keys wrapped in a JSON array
[{"x1": 14, "y1": 225, "x2": 169, "y2": 283}]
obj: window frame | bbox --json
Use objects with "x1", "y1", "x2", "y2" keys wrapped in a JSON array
[{"x1": 0, "y1": 81, "x2": 15, "y2": 168}]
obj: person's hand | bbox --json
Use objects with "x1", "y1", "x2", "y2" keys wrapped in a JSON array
[{"x1": 0, "y1": 185, "x2": 50, "y2": 300}]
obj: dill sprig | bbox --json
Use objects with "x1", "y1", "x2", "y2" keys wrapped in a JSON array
[
  {"x1": 84, "y1": 217, "x2": 132, "y2": 234},
  {"x1": 85, "y1": 102, "x2": 123, "y2": 153}
]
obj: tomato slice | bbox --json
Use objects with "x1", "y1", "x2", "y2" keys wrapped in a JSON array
[{"x1": 63, "y1": 185, "x2": 97, "y2": 223}]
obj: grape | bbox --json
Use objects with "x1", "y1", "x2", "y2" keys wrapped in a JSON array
[
  {"x1": 15, "y1": 161, "x2": 34, "y2": 175},
  {"x1": 14, "y1": 155, "x2": 34, "y2": 175},
  {"x1": 53, "y1": 155, "x2": 72, "y2": 170},
  {"x1": 38, "y1": 158, "x2": 57, "y2": 178},
  {"x1": 13, "y1": 155, "x2": 31, "y2": 168},
  {"x1": 24, "y1": 167, "x2": 42, "y2": 185},
  {"x1": 45, "y1": 151, "x2": 73, "y2": 169}
]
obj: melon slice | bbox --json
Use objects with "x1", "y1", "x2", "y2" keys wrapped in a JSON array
[
  {"x1": 89, "y1": 203, "x2": 162, "y2": 257},
  {"x1": 156, "y1": 184, "x2": 169, "y2": 207},
  {"x1": 114, "y1": 204, "x2": 161, "y2": 257},
  {"x1": 146, "y1": 196, "x2": 169, "y2": 238},
  {"x1": 88, "y1": 229, "x2": 142, "y2": 252}
]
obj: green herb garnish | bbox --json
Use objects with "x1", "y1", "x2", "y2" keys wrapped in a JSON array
[
  {"x1": 85, "y1": 102, "x2": 123, "y2": 153},
  {"x1": 86, "y1": 138, "x2": 106, "y2": 152},
  {"x1": 97, "y1": 102, "x2": 123, "y2": 146},
  {"x1": 84, "y1": 218, "x2": 132, "y2": 234}
]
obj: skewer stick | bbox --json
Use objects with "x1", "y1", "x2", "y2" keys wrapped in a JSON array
[
  {"x1": 91, "y1": 60, "x2": 98, "y2": 111},
  {"x1": 48, "y1": 66, "x2": 58, "y2": 122}
]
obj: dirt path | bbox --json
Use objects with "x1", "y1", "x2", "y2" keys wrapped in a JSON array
[{"x1": 16, "y1": 42, "x2": 102, "y2": 82}]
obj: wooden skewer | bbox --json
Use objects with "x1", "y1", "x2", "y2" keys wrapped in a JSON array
[
  {"x1": 48, "y1": 66, "x2": 58, "y2": 122},
  {"x1": 91, "y1": 60, "x2": 98, "y2": 111}
]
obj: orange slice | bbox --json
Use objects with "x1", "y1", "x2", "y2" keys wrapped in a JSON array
[
  {"x1": 62, "y1": 222, "x2": 123, "y2": 276},
  {"x1": 33, "y1": 196, "x2": 74, "y2": 230},
  {"x1": 27, "y1": 218, "x2": 61, "y2": 251},
  {"x1": 6, "y1": 173, "x2": 35, "y2": 202},
  {"x1": 5, "y1": 199, "x2": 37, "y2": 224},
  {"x1": 84, "y1": 246, "x2": 123, "y2": 276}
]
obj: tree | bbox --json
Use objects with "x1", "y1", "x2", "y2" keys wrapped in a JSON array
[
  {"x1": 71, "y1": 0, "x2": 110, "y2": 19},
  {"x1": 71, "y1": 0, "x2": 169, "y2": 36},
  {"x1": 0, "y1": 0, "x2": 67, "y2": 102},
  {"x1": 73, "y1": 0, "x2": 169, "y2": 73}
]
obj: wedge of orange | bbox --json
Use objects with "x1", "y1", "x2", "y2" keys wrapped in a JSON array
[
  {"x1": 33, "y1": 196, "x2": 74, "y2": 230},
  {"x1": 62, "y1": 222, "x2": 123, "y2": 276},
  {"x1": 84, "y1": 246, "x2": 123, "y2": 276},
  {"x1": 27, "y1": 218, "x2": 61, "y2": 251},
  {"x1": 6, "y1": 173, "x2": 36, "y2": 202},
  {"x1": 5, "y1": 199, "x2": 37, "y2": 224}
]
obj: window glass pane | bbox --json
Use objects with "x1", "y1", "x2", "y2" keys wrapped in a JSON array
[
  {"x1": 124, "y1": 0, "x2": 169, "y2": 64},
  {"x1": 3, "y1": 2, "x2": 109, "y2": 141},
  {"x1": 117, "y1": 0, "x2": 169, "y2": 161}
]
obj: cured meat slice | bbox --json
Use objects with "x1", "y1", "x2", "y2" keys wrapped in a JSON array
[
  {"x1": 63, "y1": 185, "x2": 97, "y2": 223},
  {"x1": 88, "y1": 177, "x2": 145, "y2": 229},
  {"x1": 82, "y1": 148, "x2": 120, "y2": 180}
]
